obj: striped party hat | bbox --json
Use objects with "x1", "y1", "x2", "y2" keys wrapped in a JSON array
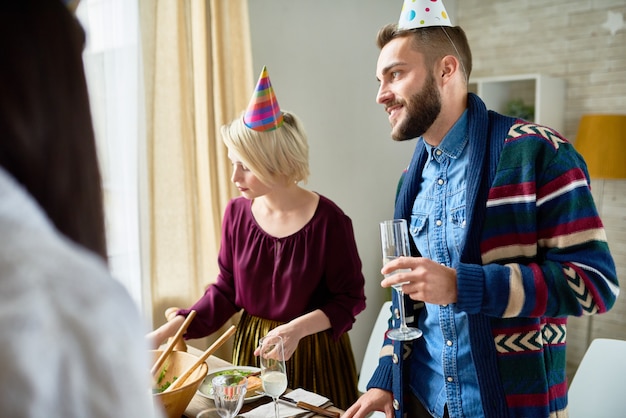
[
  {"x1": 243, "y1": 66, "x2": 284, "y2": 131},
  {"x1": 398, "y1": 0, "x2": 452, "y2": 30}
]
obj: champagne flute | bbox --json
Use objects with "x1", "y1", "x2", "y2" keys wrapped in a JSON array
[
  {"x1": 211, "y1": 374, "x2": 248, "y2": 418},
  {"x1": 380, "y1": 219, "x2": 423, "y2": 341},
  {"x1": 258, "y1": 335, "x2": 288, "y2": 418},
  {"x1": 196, "y1": 409, "x2": 221, "y2": 418}
]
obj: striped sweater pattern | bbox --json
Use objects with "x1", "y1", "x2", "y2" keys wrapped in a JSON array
[{"x1": 367, "y1": 93, "x2": 619, "y2": 418}]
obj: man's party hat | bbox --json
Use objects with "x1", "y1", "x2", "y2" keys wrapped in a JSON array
[
  {"x1": 397, "y1": 0, "x2": 453, "y2": 30},
  {"x1": 243, "y1": 66, "x2": 284, "y2": 132}
]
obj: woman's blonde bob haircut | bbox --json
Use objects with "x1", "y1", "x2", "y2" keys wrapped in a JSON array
[{"x1": 221, "y1": 110, "x2": 310, "y2": 186}]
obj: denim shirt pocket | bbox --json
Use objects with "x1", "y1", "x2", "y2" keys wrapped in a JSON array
[{"x1": 410, "y1": 213, "x2": 429, "y2": 259}]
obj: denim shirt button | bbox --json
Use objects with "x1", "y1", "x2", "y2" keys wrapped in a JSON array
[
  {"x1": 393, "y1": 308, "x2": 400, "y2": 319},
  {"x1": 393, "y1": 399, "x2": 400, "y2": 410},
  {"x1": 392, "y1": 353, "x2": 399, "y2": 364}
]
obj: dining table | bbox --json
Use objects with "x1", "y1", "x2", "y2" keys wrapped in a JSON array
[{"x1": 182, "y1": 346, "x2": 344, "y2": 418}]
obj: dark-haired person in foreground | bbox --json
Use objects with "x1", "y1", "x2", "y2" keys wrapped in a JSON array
[{"x1": 0, "y1": 1, "x2": 160, "y2": 416}]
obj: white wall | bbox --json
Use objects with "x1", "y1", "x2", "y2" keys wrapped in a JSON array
[{"x1": 247, "y1": 0, "x2": 420, "y2": 372}]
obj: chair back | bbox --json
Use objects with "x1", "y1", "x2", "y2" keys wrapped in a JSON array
[
  {"x1": 568, "y1": 338, "x2": 626, "y2": 417},
  {"x1": 358, "y1": 301, "x2": 392, "y2": 394}
]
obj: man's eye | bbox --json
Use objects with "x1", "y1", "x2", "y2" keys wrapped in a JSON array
[{"x1": 391, "y1": 71, "x2": 400, "y2": 79}]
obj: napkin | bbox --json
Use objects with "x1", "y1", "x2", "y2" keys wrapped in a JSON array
[{"x1": 240, "y1": 388, "x2": 330, "y2": 418}]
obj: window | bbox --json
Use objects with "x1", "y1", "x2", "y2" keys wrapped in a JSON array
[{"x1": 76, "y1": 0, "x2": 147, "y2": 315}]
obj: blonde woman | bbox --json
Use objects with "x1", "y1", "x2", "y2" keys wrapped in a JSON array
[{"x1": 148, "y1": 68, "x2": 366, "y2": 409}]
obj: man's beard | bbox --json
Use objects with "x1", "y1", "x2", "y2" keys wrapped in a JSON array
[{"x1": 391, "y1": 73, "x2": 441, "y2": 142}]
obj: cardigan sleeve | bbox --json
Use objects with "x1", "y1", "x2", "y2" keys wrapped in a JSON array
[{"x1": 456, "y1": 123, "x2": 619, "y2": 318}]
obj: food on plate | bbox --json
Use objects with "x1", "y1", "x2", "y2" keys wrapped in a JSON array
[
  {"x1": 206, "y1": 368, "x2": 262, "y2": 397},
  {"x1": 246, "y1": 374, "x2": 262, "y2": 393}
]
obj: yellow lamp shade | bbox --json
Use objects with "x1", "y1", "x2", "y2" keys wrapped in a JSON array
[{"x1": 575, "y1": 114, "x2": 626, "y2": 179}]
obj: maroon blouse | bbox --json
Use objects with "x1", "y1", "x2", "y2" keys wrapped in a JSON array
[{"x1": 180, "y1": 194, "x2": 366, "y2": 340}]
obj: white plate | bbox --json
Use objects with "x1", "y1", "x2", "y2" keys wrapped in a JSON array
[{"x1": 196, "y1": 366, "x2": 264, "y2": 404}]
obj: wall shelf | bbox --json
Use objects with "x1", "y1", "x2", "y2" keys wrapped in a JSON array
[{"x1": 468, "y1": 73, "x2": 565, "y2": 133}]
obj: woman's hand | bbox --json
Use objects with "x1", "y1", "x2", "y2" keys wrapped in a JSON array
[
  {"x1": 254, "y1": 309, "x2": 331, "y2": 360},
  {"x1": 256, "y1": 322, "x2": 303, "y2": 360},
  {"x1": 145, "y1": 314, "x2": 185, "y2": 349}
]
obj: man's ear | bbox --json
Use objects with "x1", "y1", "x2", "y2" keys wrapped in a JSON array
[{"x1": 440, "y1": 55, "x2": 460, "y2": 79}]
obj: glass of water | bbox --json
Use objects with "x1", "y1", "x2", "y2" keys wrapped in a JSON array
[{"x1": 211, "y1": 374, "x2": 248, "y2": 418}]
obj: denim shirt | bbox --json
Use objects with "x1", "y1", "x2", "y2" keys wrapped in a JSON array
[{"x1": 408, "y1": 110, "x2": 483, "y2": 418}]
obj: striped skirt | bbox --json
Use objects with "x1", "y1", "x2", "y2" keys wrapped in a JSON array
[{"x1": 231, "y1": 311, "x2": 359, "y2": 410}]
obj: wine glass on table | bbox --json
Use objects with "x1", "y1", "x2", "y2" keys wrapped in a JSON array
[
  {"x1": 380, "y1": 219, "x2": 423, "y2": 341},
  {"x1": 258, "y1": 335, "x2": 288, "y2": 418},
  {"x1": 210, "y1": 374, "x2": 248, "y2": 418}
]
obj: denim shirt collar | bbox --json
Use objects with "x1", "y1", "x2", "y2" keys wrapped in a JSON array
[{"x1": 423, "y1": 110, "x2": 469, "y2": 164}]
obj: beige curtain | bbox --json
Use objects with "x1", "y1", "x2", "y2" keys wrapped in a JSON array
[{"x1": 139, "y1": 0, "x2": 253, "y2": 359}]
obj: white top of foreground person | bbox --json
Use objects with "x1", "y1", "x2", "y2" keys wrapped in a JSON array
[{"x1": 0, "y1": 167, "x2": 162, "y2": 418}]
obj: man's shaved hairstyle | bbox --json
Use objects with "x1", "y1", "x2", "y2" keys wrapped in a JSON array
[{"x1": 376, "y1": 23, "x2": 473, "y2": 82}]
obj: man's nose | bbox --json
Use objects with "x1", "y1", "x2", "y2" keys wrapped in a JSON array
[{"x1": 376, "y1": 84, "x2": 392, "y2": 105}]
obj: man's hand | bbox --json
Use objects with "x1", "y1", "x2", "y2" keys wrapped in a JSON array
[
  {"x1": 341, "y1": 388, "x2": 394, "y2": 418},
  {"x1": 381, "y1": 256, "x2": 458, "y2": 305}
]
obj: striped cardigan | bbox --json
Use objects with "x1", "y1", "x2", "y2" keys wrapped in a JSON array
[{"x1": 367, "y1": 93, "x2": 619, "y2": 418}]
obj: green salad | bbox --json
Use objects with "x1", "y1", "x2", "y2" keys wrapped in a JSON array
[
  {"x1": 153, "y1": 364, "x2": 178, "y2": 394},
  {"x1": 214, "y1": 369, "x2": 256, "y2": 379}
]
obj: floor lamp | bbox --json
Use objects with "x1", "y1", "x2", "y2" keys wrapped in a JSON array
[
  {"x1": 575, "y1": 114, "x2": 626, "y2": 179},
  {"x1": 574, "y1": 114, "x2": 626, "y2": 346}
]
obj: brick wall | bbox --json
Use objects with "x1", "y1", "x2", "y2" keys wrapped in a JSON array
[
  {"x1": 457, "y1": 0, "x2": 626, "y2": 382},
  {"x1": 458, "y1": 0, "x2": 626, "y2": 140}
]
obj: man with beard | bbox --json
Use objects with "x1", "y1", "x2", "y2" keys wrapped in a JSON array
[{"x1": 343, "y1": 1, "x2": 618, "y2": 418}]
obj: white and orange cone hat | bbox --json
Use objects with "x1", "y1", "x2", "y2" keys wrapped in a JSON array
[
  {"x1": 397, "y1": 0, "x2": 453, "y2": 30},
  {"x1": 243, "y1": 66, "x2": 284, "y2": 132}
]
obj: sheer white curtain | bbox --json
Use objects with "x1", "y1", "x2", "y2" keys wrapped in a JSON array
[{"x1": 75, "y1": 0, "x2": 149, "y2": 320}]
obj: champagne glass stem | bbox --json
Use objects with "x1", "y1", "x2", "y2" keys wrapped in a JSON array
[
  {"x1": 273, "y1": 397, "x2": 279, "y2": 418},
  {"x1": 395, "y1": 288, "x2": 410, "y2": 332}
]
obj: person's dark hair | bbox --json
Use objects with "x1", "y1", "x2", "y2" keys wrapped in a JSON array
[
  {"x1": 0, "y1": 0, "x2": 108, "y2": 260},
  {"x1": 377, "y1": 23, "x2": 473, "y2": 81}
]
